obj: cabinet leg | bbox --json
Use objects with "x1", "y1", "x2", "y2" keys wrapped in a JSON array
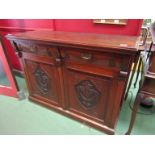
[{"x1": 125, "y1": 93, "x2": 143, "y2": 135}]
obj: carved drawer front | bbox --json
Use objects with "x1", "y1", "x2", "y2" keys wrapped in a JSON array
[
  {"x1": 63, "y1": 63, "x2": 119, "y2": 125},
  {"x1": 12, "y1": 40, "x2": 59, "y2": 58},
  {"x1": 23, "y1": 59, "x2": 62, "y2": 107},
  {"x1": 61, "y1": 48, "x2": 130, "y2": 71}
]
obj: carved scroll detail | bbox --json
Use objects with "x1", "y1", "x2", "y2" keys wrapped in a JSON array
[
  {"x1": 34, "y1": 66, "x2": 50, "y2": 94},
  {"x1": 75, "y1": 80, "x2": 101, "y2": 109}
]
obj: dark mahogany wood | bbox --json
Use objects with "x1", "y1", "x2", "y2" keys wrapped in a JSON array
[
  {"x1": 6, "y1": 30, "x2": 140, "y2": 134},
  {"x1": 7, "y1": 30, "x2": 140, "y2": 53}
]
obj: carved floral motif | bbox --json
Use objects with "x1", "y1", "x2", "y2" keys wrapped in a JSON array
[
  {"x1": 34, "y1": 66, "x2": 50, "y2": 94},
  {"x1": 75, "y1": 80, "x2": 101, "y2": 109}
]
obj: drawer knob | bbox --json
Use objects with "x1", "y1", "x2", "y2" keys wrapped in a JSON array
[
  {"x1": 81, "y1": 53, "x2": 92, "y2": 60},
  {"x1": 120, "y1": 71, "x2": 128, "y2": 76},
  {"x1": 119, "y1": 71, "x2": 128, "y2": 81},
  {"x1": 55, "y1": 58, "x2": 61, "y2": 62}
]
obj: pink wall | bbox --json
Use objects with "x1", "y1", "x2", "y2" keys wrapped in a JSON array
[
  {"x1": 0, "y1": 19, "x2": 54, "y2": 30},
  {"x1": 55, "y1": 19, "x2": 143, "y2": 35},
  {"x1": 0, "y1": 31, "x2": 22, "y2": 70},
  {"x1": 0, "y1": 19, "x2": 143, "y2": 35},
  {"x1": 0, "y1": 19, "x2": 55, "y2": 70},
  {"x1": 0, "y1": 19, "x2": 143, "y2": 71}
]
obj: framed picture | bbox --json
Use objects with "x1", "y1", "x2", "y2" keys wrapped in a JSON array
[{"x1": 93, "y1": 19, "x2": 128, "y2": 25}]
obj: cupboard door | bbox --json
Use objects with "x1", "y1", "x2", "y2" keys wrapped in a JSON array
[
  {"x1": 63, "y1": 61, "x2": 120, "y2": 126},
  {"x1": 22, "y1": 52, "x2": 62, "y2": 107}
]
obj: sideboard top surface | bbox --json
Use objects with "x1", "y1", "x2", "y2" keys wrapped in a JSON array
[{"x1": 6, "y1": 30, "x2": 140, "y2": 53}]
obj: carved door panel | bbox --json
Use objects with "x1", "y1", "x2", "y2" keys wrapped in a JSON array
[
  {"x1": 22, "y1": 53, "x2": 62, "y2": 107},
  {"x1": 63, "y1": 61, "x2": 119, "y2": 125}
]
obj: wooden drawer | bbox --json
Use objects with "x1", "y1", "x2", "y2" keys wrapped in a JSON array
[
  {"x1": 12, "y1": 40, "x2": 60, "y2": 58},
  {"x1": 61, "y1": 47, "x2": 130, "y2": 72}
]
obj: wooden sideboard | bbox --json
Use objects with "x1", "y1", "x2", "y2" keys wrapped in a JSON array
[{"x1": 6, "y1": 31, "x2": 140, "y2": 134}]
